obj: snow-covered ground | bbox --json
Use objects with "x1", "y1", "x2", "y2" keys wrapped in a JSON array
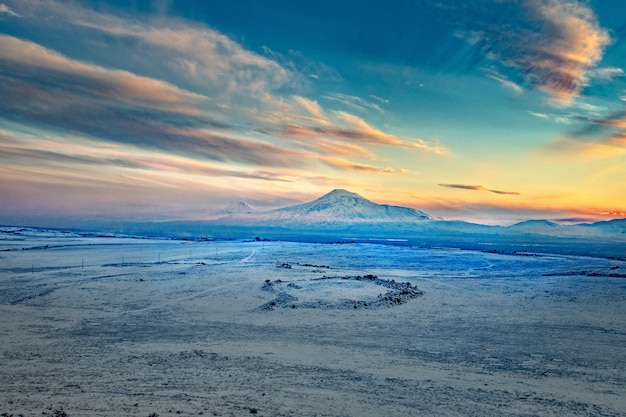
[{"x1": 1, "y1": 228, "x2": 625, "y2": 416}]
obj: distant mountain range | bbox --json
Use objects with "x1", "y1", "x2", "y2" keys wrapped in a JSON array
[
  {"x1": 209, "y1": 189, "x2": 626, "y2": 239},
  {"x1": 214, "y1": 189, "x2": 431, "y2": 224},
  {"x1": 504, "y1": 218, "x2": 626, "y2": 237},
  {"x1": 12, "y1": 188, "x2": 622, "y2": 258}
]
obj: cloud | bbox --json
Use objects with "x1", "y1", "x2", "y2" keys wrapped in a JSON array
[
  {"x1": 0, "y1": 36, "x2": 312, "y2": 168},
  {"x1": 462, "y1": 0, "x2": 611, "y2": 104},
  {"x1": 322, "y1": 157, "x2": 408, "y2": 174},
  {"x1": 547, "y1": 132, "x2": 626, "y2": 158},
  {"x1": 83, "y1": 21, "x2": 292, "y2": 98},
  {"x1": 261, "y1": 46, "x2": 342, "y2": 83},
  {"x1": 5, "y1": 0, "x2": 295, "y2": 115},
  {"x1": 528, "y1": 110, "x2": 575, "y2": 125},
  {"x1": 0, "y1": 131, "x2": 298, "y2": 185},
  {"x1": 483, "y1": 68, "x2": 524, "y2": 94},
  {"x1": 0, "y1": 3, "x2": 19, "y2": 17},
  {"x1": 588, "y1": 67, "x2": 624, "y2": 81},
  {"x1": 303, "y1": 137, "x2": 376, "y2": 159},
  {"x1": 439, "y1": 184, "x2": 521, "y2": 195},
  {"x1": 277, "y1": 114, "x2": 450, "y2": 157},
  {"x1": 305, "y1": 175, "x2": 356, "y2": 189},
  {"x1": 409, "y1": 139, "x2": 450, "y2": 156},
  {"x1": 278, "y1": 119, "x2": 449, "y2": 156},
  {"x1": 545, "y1": 109, "x2": 626, "y2": 158},
  {"x1": 0, "y1": 0, "x2": 450, "y2": 190},
  {"x1": 336, "y1": 112, "x2": 402, "y2": 145},
  {"x1": 0, "y1": 35, "x2": 207, "y2": 115},
  {"x1": 369, "y1": 94, "x2": 389, "y2": 104},
  {"x1": 292, "y1": 96, "x2": 330, "y2": 125},
  {"x1": 593, "y1": 113, "x2": 626, "y2": 130},
  {"x1": 608, "y1": 133, "x2": 626, "y2": 149},
  {"x1": 323, "y1": 93, "x2": 384, "y2": 113}
]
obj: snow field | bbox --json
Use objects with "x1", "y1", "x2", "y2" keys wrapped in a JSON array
[{"x1": 1, "y1": 230, "x2": 625, "y2": 416}]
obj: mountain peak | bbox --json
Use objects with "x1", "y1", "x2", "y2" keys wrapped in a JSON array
[
  {"x1": 313, "y1": 189, "x2": 367, "y2": 205},
  {"x1": 510, "y1": 220, "x2": 558, "y2": 228},
  {"x1": 214, "y1": 201, "x2": 256, "y2": 217},
  {"x1": 326, "y1": 189, "x2": 360, "y2": 197},
  {"x1": 272, "y1": 189, "x2": 431, "y2": 222}
]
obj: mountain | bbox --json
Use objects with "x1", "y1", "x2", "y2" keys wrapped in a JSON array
[
  {"x1": 510, "y1": 220, "x2": 559, "y2": 228},
  {"x1": 258, "y1": 189, "x2": 431, "y2": 223},
  {"x1": 505, "y1": 218, "x2": 626, "y2": 238},
  {"x1": 212, "y1": 201, "x2": 257, "y2": 217},
  {"x1": 203, "y1": 191, "x2": 625, "y2": 248},
  {"x1": 508, "y1": 220, "x2": 559, "y2": 234},
  {"x1": 579, "y1": 218, "x2": 626, "y2": 234}
]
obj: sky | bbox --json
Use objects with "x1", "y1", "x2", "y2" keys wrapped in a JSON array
[{"x1": 1, "y1": 0, "x2": 626, "y2": 226}]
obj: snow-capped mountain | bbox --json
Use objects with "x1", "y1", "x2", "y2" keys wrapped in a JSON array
[
  {"x1": 271, "y1": 189, "x2": 431, "y2": 222},
  {"x1": 212, "y1": 201, "x2": 257, "y2": 217},
  {"x1": 216, "y1": 189, "x2": 431, "y2": 224}
]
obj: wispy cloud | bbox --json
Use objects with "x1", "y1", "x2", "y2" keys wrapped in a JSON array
[
  {"x1": 369, "y1": 94, "x2": 389, "y2": 105},
  {"x1": 544, "y1": 109, "x2": 626, "y2": 158},
  {"x1": 0, "y1": 130, "x2": 298, "y2": 186},
  {"x1": 0, "y1": 35, "x2": 315, "y2": 167},
  {"x1": 2, "y1": 0, "x2": 445, "y2": 168},
  {"x1": 323, "y1": 93, "x2": 384, "y2": 113},
  {"x1": 278, "y1": 114, "x2": 449, "y2": 156},
  {"x1": 4, "y1": 0, "x2": 295, "y2": 119},
  {"x1": 292, "y1": 96, "x2": 330, "y2": 126},
  {"x1": 463, "y1": 0, "x2": 611, "y2": 104},
  {"x1": 527, "y1": 0, "x2": 610, "y2": 103},
  {"x1": 261, "y1": 46, "x2": 342, "y2": 83},
  {"x1": 0, "y1": 0, "x2": 457, "y2": 221},
  {"x1": 409, "y1": 140, "x2": 450, "y2": 156},
  {"x1": 322, "y1": 157, "x2": 408, "y2": 174},
  {"x1": 439, "y1": 184, "x2": 521, "y2": 195},
  {"x1": 0, "y1": 3, "x2": 19, "y2": 17},
  {"x1": 0, "y1": 35, "x2": 207, "y2": 115},
  {"x1": 483, "y1": 68, "x2": 524, "y2": 94},
  {"x1": 588, "y1": 67, "x2": 625, "y2": 81},
  {"x1": 551, "y1": 133, "x2": 626, "y2": 158}
]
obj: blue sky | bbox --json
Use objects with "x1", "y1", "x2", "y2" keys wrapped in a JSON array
[{"x1": 1, "y1": 0, "x2": 626, "y2": 225}]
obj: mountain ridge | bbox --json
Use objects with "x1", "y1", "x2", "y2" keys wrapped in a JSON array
[
  {"x1": 215, "y1": 189, "x2": 431, "y2": 224},
  {"x1": 208, "y1": 190, "x2": 626, "y2": 238}
]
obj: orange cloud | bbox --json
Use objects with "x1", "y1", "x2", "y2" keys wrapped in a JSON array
[
  {"x1": 529, "y1": 0, "x2": 611, "y2": 104},
  {"x1": 439, "y1": 184, "x2": 521, "y2": 195},
  {"x1": 0, "y1": 35, "x2": 206, "y2": 115},
  {"x1": 466, "y1": 0, "x2": 611, "y2": 105},
  {"x1": 0, "y1": 130, "x2": 302, "y2": 187},
  {"x1": 336, "y1": 112, "x2": 402, "y2": 145},
  {"x1": 292, "y1": 96, "x2": 329, "y2": 125},
  {"x1": 279, "y1": 116, "x2": 449, "y2": 156},
  {"x1": 321, "y1": 156, "x2": 408, "y2": 173}
]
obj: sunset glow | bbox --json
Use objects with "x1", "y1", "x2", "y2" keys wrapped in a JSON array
[{"x1": 1, "y1": 0, "x2": 625, "y2": 226}]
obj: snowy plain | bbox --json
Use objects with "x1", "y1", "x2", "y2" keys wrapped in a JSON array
[{"x1": 1, "y1": 227, "x2": 625, "y2": 416}]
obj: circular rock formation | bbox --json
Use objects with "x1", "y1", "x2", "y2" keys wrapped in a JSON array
[{"x1": 258, "y1": 274, "x2": 423, "y2": 311}]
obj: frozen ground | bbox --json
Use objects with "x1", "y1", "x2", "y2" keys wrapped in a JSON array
[{"x1": 1, "y1": 227, "x2": 625, "y2": 416}]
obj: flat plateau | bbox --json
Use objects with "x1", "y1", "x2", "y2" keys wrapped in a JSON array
[{"x1": 1, "y1": 231, "x2": 625, "y2": 416}]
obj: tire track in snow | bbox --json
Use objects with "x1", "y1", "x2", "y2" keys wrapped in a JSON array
[{"x1": 122, "y1": 249, "x2": 257, "y2": 315}]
